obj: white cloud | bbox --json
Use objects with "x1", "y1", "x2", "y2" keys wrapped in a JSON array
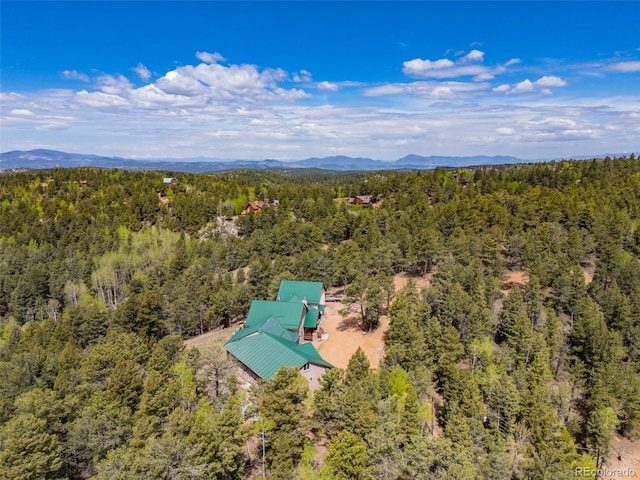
[
  {"x1": 317, "y1": 81, "x2": 338, "y2": 91},
  {"x1": 196, "y1": 51, "x2": 226, "y2": 64},
  {"x1": 364, "y1": 81, "x2": 488, "y2": 99},
  {"x1": 3, "y1": 50, "x2": 639, "y2": 160},
  {"x1": 133, "y1": 63, "x2": 151, "y2": 81},
  {"x1": 155, "y1": 70, "x2": 207, "y2": 96},
  {"x1": 474, "y1": 72, "x2": 496, "y2": 81},
  {"x1": 402, "y1": 50, "x2": 513, "y2": 81},
  {"x1": 9, "y1": 109, "x2": 35, "y2": 116},
  {"x1": 75, "y1": 90, "x2": 129, "y2": 108},
  {"x1": 97, "y1": 74, "x2": 134, "y2": 94},
  {"x1": 62, "y1": 70, "x2": 90, "y2": 82},
  {"x1": 535, "y1": 76, "x2": 567, "y2": 87},
  {"x1": 293, "y1": 70, "x2": 312, "y2": 82},
  {"x1": 0, "y1": 92, "x2": 26, "y2": 101},
  {"x1": 511, "y1": 79, "x2": 535, "y2": 94},
  {"x1": 497, "y1": 76, "x2": 568, "y2": 95},
  {"x1": 131, "y1": 84, "x2": 196, "y2": 108},
  {"x1": 461, "y1": 49, "x2": 485, "y2": 63},
  {"x1": 403, "y1": 58, "x2": 455, "y2": 76},
  {"x1": 606, "y1": 61, "x2": 640, "y2": 73},
  {"x1": 57, "y1": 53, "x2": 311, "y2": 113}
]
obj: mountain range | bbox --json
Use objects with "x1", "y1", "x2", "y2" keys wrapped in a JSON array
[
  {"x1": 0, "y1": 149, "x2": 532, "y2": 173},
  {"x1": 0, "y1": 149, "x2": 629, "y2": 173}
]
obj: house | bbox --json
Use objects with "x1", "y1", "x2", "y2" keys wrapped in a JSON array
[
  {"x1": 241, "y1": 200, "x2": 265, "y2": 215},
  {"x1": 347, "y1": 195, "x2": 373, "y2": 207},
  {"x1": 224, "y1": 310, "x2": 332, "y2": 390},
  {"x1": 224, "y1": 280, "x2": 333, "y2": 390},
  {"x1": 163, "y1": 177, "x2": 177, "y2": 185},
  {"x1": 276, "y1": 280, "x2": 326, "y2": 341},
  {"x1": 244, "y1": 299, "x2": 307, "y2": 339}
]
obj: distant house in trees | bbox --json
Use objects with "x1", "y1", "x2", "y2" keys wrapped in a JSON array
[
  {"x1": 163, "y1": 177, "x2": 177, "y2": 185},
  {"x1": 224, "y1": 280, "x2": 332, "y2": 390},
  {"x1": 241, "y1": 200, "x2": 265, "y2": 215},
  {"x1": 347, "y1": 195, "x2": 373, "y2": 207}
]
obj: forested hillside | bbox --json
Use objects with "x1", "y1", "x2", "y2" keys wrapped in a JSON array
[{"x1": 1, "y1": 156, "x2": 639, "y2": 479}]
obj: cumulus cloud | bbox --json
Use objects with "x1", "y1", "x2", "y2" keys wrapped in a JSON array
[
  {"x1": 461, "y1": 49, "x2": 485, "y2": 63},
  {"x1": 535, "y1": 76, "x2": 568, "y2": 87},
  {"x1": 97, "y1": 74, "x2": 134, "y2": 94},
  {"x1": 57, "y1": 52, "x2": 312, "y2": 113},
  {"x1": 155, "y1": 70, "x2": 207, "y2": 97},
  {"x1": 496, "y1": 76, "x2": 568, "y2": 95},
  {"x1": 133, "y1": 63, "x2": 152, "y2": 81},
  {"x1": 62, "y1": 70, "x2": 90, "y2": 82},
  {"x1": 402, "y1": 50, "x2": 516, "y2": 81},
  {"x1": 511, "y1": 79, "x2": 535, "y2": 94},
  {"x1": 403, "y1": 58, "x2": 455, "y2": 75},
  {"x1": 4, "y1": 49, "x2": 639, "y2": 160},
  {"x1": 317, "y1": 81, "x2": 339, "y2": 91}
]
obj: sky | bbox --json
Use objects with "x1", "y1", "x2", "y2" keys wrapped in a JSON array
[{"x1": 1, "y1": 1, "x2": 639, "y2": 161}]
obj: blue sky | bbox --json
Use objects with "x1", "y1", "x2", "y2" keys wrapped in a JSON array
[{"x1": 1, "y1": 1, "x2": 639, "y2": 161}]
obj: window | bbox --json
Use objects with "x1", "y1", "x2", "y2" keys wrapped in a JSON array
[{"x1": 302, "y1": 363, "x2": 310, "y2": 371}]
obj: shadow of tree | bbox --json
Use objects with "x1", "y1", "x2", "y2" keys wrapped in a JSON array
[{"x1": 336, "y1": 315, "x2": 362, "y2": 332}]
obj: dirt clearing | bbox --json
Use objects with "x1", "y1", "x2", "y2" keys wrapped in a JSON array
[
  {"x1": 393, "y1": 271, "x2": 433, "y2": 291},
  {"x1": 605, "y1": 435, "x2": 640, "y2": 478},
  {"x1": 317, "y1": 273, "x2": 433, "y2": 370}
]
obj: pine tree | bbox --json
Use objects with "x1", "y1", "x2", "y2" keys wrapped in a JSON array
[
  {"x1": 320, "y1": 430, "x2": 372, "y2": 480},
  {"x1": 258, "y1": 367, "x2": 310, "y2": 479},
  {"x1": 0, "y1": 413, "x2": 64, "y2": 480}
]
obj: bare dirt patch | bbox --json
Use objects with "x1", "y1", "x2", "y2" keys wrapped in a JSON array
[
  {"x1": 316, "y1": 272, "x2": 433, "y2": 370},
  {"x1": 316, "y1": 302, "x2": 388, "y2": 370},
  {"x1": 500, "y1": 270, "x2": 529, "y2": 296},
  {"x1": 604, "y1": 435, "x2": 640, "y2": 478},
  {"x1": 393, "y1": 271, "x2": 433, "y2": 291}
]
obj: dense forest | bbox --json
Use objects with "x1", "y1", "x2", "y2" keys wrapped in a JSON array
[{"x1": 1, "y1": 155, "x2": 639, "y2": 479}]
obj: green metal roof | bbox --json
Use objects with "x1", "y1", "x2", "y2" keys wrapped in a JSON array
[
  {"x1": 277, "y1": 280, "x2": 324, "y2": 305},
  {"x1": 224, "y1": 321, "x2": 333, "y2": 379},
  {"x1": 226, "y1": 317, "x2": 299, "y2": 344},
  {"x1": 304, "y1": 308, "x2": 320, "y2": 328},
  {"x1": 245, "y1": 300, "x2": 305, "y2": 331}
]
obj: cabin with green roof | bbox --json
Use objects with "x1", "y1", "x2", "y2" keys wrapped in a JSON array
[
  {"x1": 276, "y1": 280, "x2": 326, "y2": 341},
  {"x1": 245, "y1": 300, "x2": 306, "y2": 339},
  {"x1": 224, "y1": 317, "x2": 333, "y2": 390},
  {"x1": 224, "y1": 279, "x2": 332, "y2": 390}
]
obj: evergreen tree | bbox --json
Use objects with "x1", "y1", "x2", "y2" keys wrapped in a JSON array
[
  {"x1": 320, "y1": 430, "x2": 372, "y2": 480},
  {"x1": 258, "y1": 367, "x2": 310, "y2": 479},
  {"x1": 0, "y1": 413, "x2": 64, "y2": 480}
]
